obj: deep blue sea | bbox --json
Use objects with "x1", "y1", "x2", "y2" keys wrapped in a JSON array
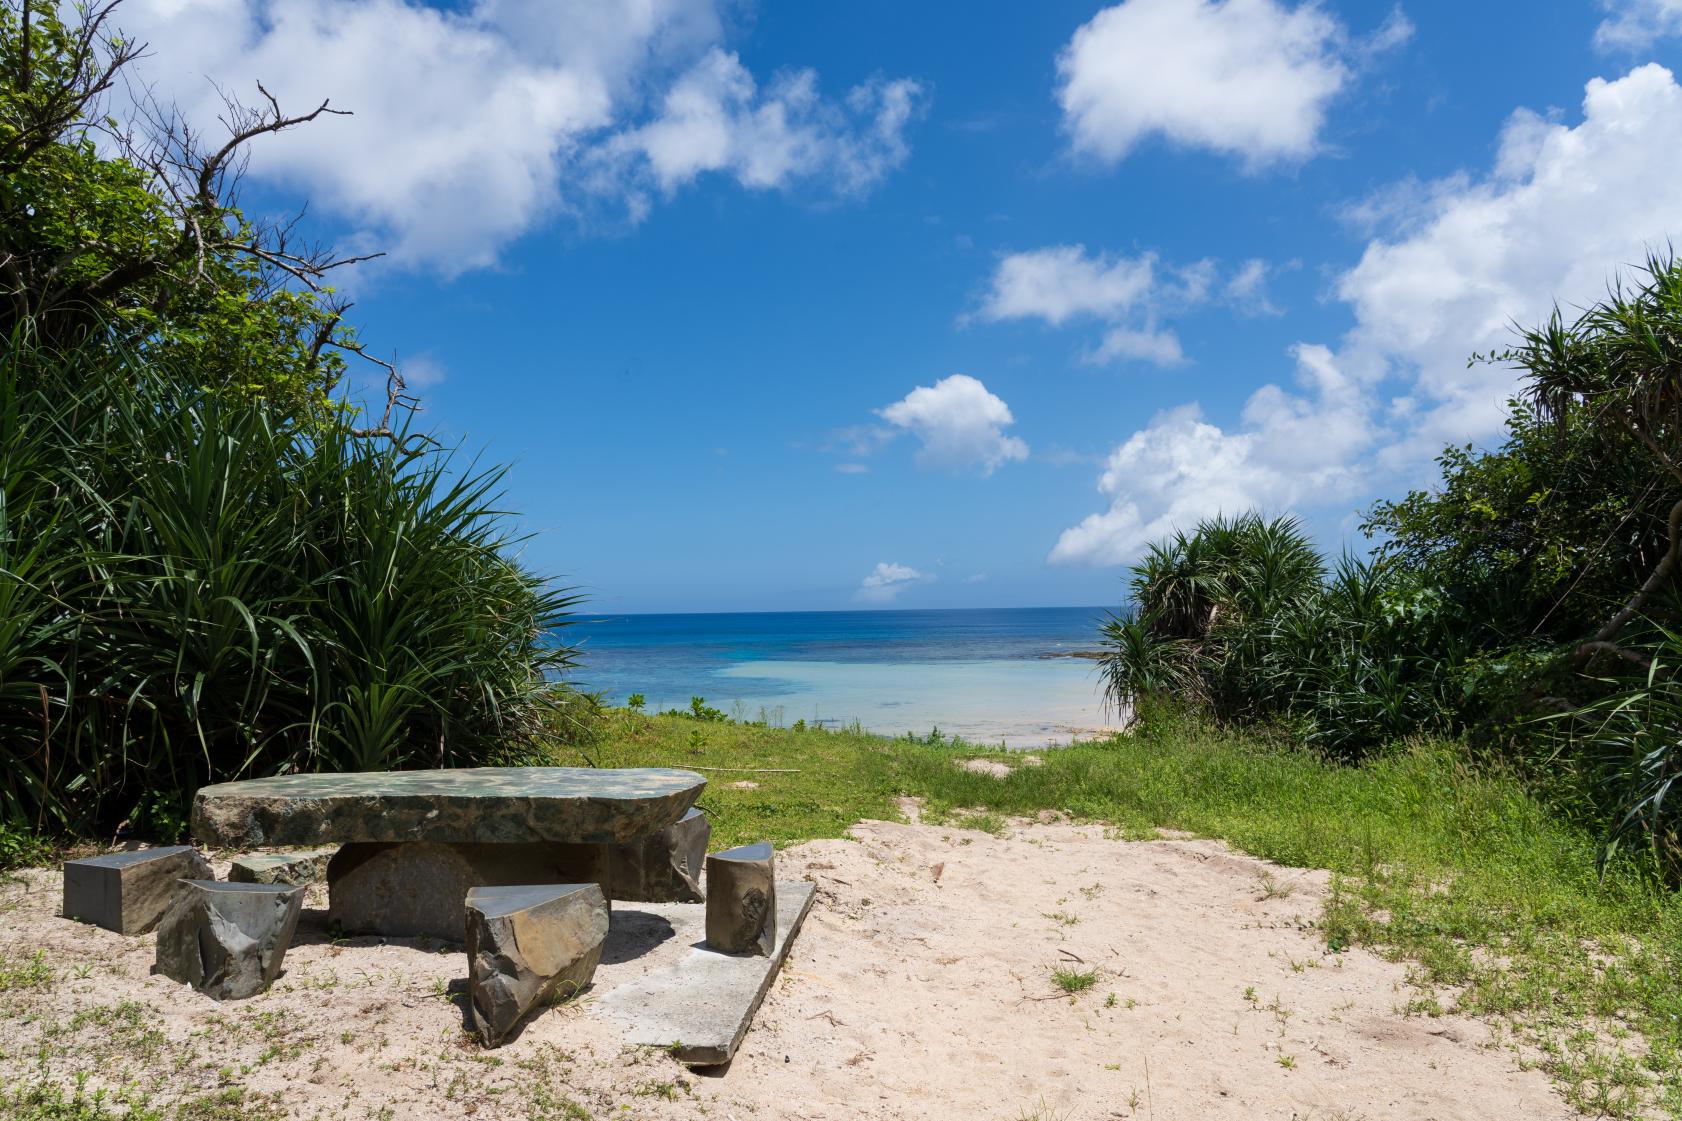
[{"x1": 569, "y1": 606, "x2": 1115, "y2": 748}]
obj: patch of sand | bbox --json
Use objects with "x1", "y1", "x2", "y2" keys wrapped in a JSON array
[
  {"x1": 0, "y1": 821, "x2": 1576, "y2": 1120},
  {"x1": 959, "y1": 758, "x2": 1014, "y2": 778}
]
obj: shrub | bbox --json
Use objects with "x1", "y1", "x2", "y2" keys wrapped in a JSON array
[
  {"x1": 0, "y1": 333, "x2": 582, "y2": 836},
  {"x1": 1099, "y1": 514, "x2": 1466, "y2": 758}
]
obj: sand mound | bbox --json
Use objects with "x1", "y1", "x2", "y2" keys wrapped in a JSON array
[
  {"x1": 0, "y1": 820, "x2": 1573, "y2": 1119},
  {"x1": 958, "y1": 758, "x2": 1014, "y2": 778}
]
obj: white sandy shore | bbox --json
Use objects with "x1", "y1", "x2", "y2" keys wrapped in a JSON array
[{"x1": 0, "y1": 812, "x2": 1575, "y2": 1120}]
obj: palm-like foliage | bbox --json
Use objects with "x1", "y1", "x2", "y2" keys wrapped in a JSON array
[
  {"x1": 1544, "y1": 628, "x2": 1682, "y2": 877},
  {"x1": 1101, "y1": 515, "x2": 1463, "y2": 758},
  {"x1": 0, "y1": 333, "x2": 583, "y2": 836},
  {"x1": 1511, "y1": 251, "x2": 1682, "y2": 670}
]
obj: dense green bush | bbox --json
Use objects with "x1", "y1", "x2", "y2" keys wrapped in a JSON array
[
  {"x1": 1106, "y1": 256, "x2": 1682, "y2": 872},
  {"x1": 0, "y1": 333, "x2": 581, "y2": 837},
  {"x1": 1099, "y1": 514, "x2": 1468, "y2": 758}
]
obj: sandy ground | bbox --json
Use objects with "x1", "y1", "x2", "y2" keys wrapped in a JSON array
[{"x1": 0, "y1": 809, "x2": 1576, "y2": 1121}]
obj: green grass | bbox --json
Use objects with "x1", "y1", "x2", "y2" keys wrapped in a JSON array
[
  {"x1": 0, "y1": 948, "x2": 52, "y2": 993},
  {"x1": 0, "y1": 1081, "x2": 286, "y2": 1121},
  {"x1": 1050, "y1": 967, "x2": 1099, "y2": 995},
  {"x1": 555, "y1": 710, "x2": 1682, "y2": 1117}
]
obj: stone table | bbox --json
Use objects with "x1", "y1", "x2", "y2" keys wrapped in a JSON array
[
  {"x1": 192, "y1": 767, "x2": 706, "y2": 848},
  {"x1": 191, "y1": 768, "x2": 707, "y2": 942}
]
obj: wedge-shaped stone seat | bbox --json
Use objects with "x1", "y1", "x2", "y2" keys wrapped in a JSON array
[
  {"x1": 705, "y1": 841, "x2": 776, "y2": 956},
  {"x1": 466, "y1": 883, "x2": 608, "y2": 1047},
  {"x1": 229, "y1": 847, "x2": 338, "y2": 887},
  {"x1": 62, "y1": 846, "x2": 213, "y2": 935},
  {"x1": 154, "y1": 880, "x2": 306, "y2": 1001},
  {"x1": 608, "y1": 807, "x2": 709, "y2": 903}
]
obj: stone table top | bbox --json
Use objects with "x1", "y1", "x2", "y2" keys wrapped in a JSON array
[{"x1": 191, "y1": 767, "x2": 706, "y2": 849}]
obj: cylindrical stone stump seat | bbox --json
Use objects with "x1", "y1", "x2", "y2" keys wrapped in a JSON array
[{"x1": 704, "y1": 841, "x2": 776, "y2": 956}]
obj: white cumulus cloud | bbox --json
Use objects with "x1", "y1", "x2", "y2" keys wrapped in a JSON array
[
  {"x1": 1055, "y1": 0, "x2": 1378, "y2": 169},
  {"x1": 877, "y1": 375, "x2": 1029, "y2": 475},
  {"x1": 978, "y1": 245, "x2": 1235, "y2": 368},
  {"x1": 612, "y1": 51, "x2": 924, "y2": 197},
  {"x1": 979, "y1": 245, "x2": 1157, "y2": 325},
  {"x1": 1053, "y1": 63, "x2": 1682, "y2": 567},
  {"x1": 855, "y1": 562, "x2": 930, "y2": 604},
  {"x1": 1597, "y1": 0, "x2": 1682, "y2": 49},
  {"x1": 1050, "y1": 344, "x2": 1372, "y2": 564},
  {"x1": 1340, "y1": 62, "x2": 1682, "y2": 462},
  {"x1": 108, "y1": 0, "x2": 924, "y2": 271}
]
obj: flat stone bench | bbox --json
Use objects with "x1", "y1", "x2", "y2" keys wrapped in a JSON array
[
  {"x1": 192, "y1": 767, "x2": 706, "y2": 847},
  {"x1": 190, "y1": 767, "x2": 707, "y2": 942}
]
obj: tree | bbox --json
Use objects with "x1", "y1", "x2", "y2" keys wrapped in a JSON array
[
  {"x1": 1495, "y1": 253, "x2": 1682, "y2": 672},
  {"x1": 0, "y1": 0, "x2": 408, "y2": 425}
]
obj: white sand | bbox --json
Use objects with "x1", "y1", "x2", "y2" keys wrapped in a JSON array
[{"x1": 0, "y1": 814, "x2": 1577, "y2": 1120}]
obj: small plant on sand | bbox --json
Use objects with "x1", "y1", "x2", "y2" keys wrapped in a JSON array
[
  {"x1": 1256, "y1": 871, "x2": 1293, "y2": 900},
  {"x1": 1051, "y1": 967, "x2": 1098, "y2": 995},
  {"x1": 0, "y1": 949, "x2": 52, "y2": 993}
]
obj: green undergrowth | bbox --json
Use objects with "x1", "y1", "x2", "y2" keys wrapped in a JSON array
[
  {"x1": 560, "y1": 709, "x2": 1682, "y2": 1117},
  {"x1": 0, "y1": 1079, "x2": 286, "y2": 1121}
]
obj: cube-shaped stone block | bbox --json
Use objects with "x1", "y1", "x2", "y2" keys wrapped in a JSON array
[
  {"x1": 466, "y1": 883, "x2": 609, "y2": 1047},
  {"x1": 228, "y1": 847, "x2": 338, "y2": 886},
  {"x1": 607, "y1": 808, "x2": 709, "y2": 903},
  {"x1": 154, "y1": 880, "x2": 305, "y2": 1001},
  {"x1": 62, "y1": 846, "x2": 213, "y2": 935},
  {"x1": 705, "y1": 841, "x2": 776, "y2": 956}
]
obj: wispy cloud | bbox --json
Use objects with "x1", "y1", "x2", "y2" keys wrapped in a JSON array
[{"x1": 855, "y1": 562, "x2": 932, "y2": 604}]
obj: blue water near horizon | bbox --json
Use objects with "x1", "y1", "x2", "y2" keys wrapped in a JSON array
[{"x1": 568, "y1": 606, "x2": 1117, "y2": 748}]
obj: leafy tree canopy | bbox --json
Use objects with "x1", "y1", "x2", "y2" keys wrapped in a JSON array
[{"x1": 0, "y1": 0, "x2": 392, "y2": 420}]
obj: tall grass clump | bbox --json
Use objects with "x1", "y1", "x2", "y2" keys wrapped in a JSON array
[{"x1": 0, "y1": 332, "x2": 582, "y2": 838}]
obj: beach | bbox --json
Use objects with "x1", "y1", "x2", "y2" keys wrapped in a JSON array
[{"x1": 576, "y1": 606, "x2": 1115, "y2": 747}]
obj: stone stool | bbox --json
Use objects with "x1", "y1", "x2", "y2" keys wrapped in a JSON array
[
  {"x1": 154, "y1": 880, "x2": 306, "y2": 1000},
  {"x1": 62, "y1": 846, "x2": 213, "y2": 935},
  {"x1": 705, "y1": 841, "x2": 776, "y2": 956},
  {"x1": 228, "y1": 847, "x2": 338, "y2": 886},
  {"x1": 466, "y1": 883, "x2": 609, "y2": 1046}
]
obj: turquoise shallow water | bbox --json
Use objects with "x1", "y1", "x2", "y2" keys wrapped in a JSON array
[{"x1": 571, "y1": 606, "x2": 1115, "y2": 748}]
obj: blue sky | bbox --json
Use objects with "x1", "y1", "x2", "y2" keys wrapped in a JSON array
[{"x1": 119, "y1": 0, "x2": 1682, "y2": 612}]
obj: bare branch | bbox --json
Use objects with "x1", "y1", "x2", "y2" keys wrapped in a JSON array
[
  {"x1": 339, "y1": 342, "x2": 433, "y2": 449},
  {"x1": 1573, "y1": 494, "x2": 1682, "y2": 669},
  {"x1": 193, "y1": 82, "x2": 349, "y2": 209}
]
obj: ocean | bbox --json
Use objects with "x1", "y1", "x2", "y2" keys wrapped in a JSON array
[{"x1": 569, "y1": 606, "x2": 1116, "y2": 748}]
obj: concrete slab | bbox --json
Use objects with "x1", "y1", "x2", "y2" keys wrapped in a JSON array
[{"x1": 594, "y1": 880, "x2": 816, "y2": 1066}]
